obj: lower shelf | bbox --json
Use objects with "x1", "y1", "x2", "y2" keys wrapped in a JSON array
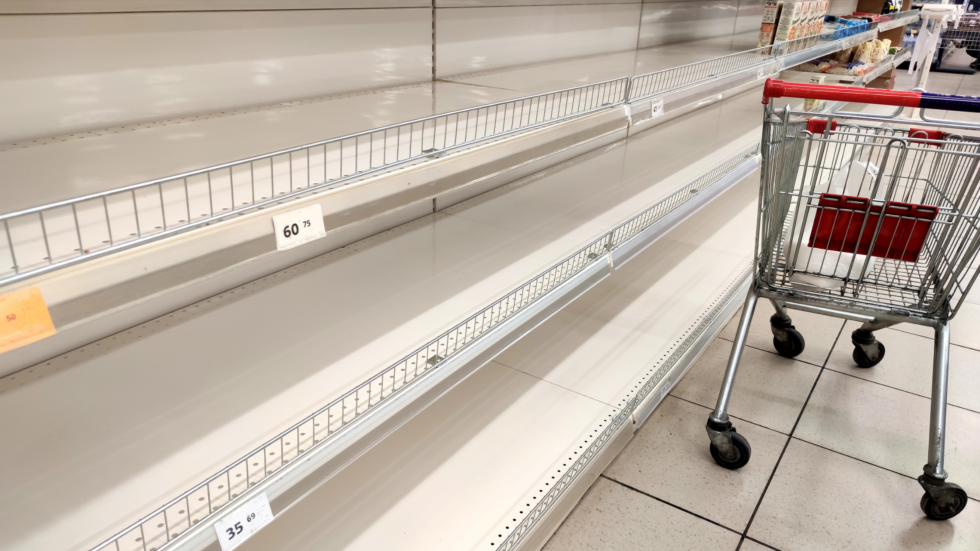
[{"x1": 231, "y1": 172, "x2": 760, "y2": 551}]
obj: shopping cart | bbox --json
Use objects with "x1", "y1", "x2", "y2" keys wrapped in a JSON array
[{"x1": 706, "y1": 79, "x2": 980, "y2": 521}]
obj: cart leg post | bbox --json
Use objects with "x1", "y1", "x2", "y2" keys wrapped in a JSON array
[
  {"x1": 706, "y1": 287, "x2": 757, "y2": 469},
  {"x1": 770, "y1": 300, "x2": 805, "y2": 358},
  {"x1": 918, "y1": 321, "x2": 969, "y2": 520}
]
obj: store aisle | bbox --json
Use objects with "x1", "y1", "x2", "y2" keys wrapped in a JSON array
[{"x1": 543, "y1": 300, "x2": 980, "y2": 550}]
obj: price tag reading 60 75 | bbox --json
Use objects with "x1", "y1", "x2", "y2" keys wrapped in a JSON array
[
  {"x1": 272, "y1": 204, "x2": 327, "y2": 251},
  {"x1": 213, "y1": 492, "x2": 274, "y2": 551}
]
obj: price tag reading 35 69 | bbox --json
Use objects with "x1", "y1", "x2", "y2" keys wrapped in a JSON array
[
  {"x1": 213, "y1": 492, "x2": 274, "y2": 551},
  {"x1": 272, "y1": 204, "x2": 327, "y2": 252}
]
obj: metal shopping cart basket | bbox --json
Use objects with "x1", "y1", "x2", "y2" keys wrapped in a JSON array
[{"x1": 706, "y1": 79, "x2": 980, "y2": 521}]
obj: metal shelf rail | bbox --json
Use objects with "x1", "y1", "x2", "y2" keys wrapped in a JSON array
[
  {"x1": 0, "y1": 15, "x2": 916, "y2": 291},
  {"x1": 90, "y1": 141, "x2": 761, "y2": 551},
  {"x1": 0, "y1": 78, "x2": 628, "y2": 287}
]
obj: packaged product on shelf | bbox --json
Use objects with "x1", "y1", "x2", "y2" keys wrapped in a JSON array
[
  {"x1": 758, "y1": 0, "x2": 785, "y2": 47},
  {"x1": 827, "y1": 61, "x2": 868, "y2": 75},
  {"x1": 809, "y1": 1, "x2": 829, "y2": 37},
  {"x1": 835, "y1": 46, "x2": 856, "y2": 63},
  {"x1": 822, "y1": 17, "x2": 870, "y2": 40},
  {"x1": 868, "y1": 39, "x2": 888, "y2": 62},
  {"x1": 774, "y1": 2, "x2": 801, "y2": 42},
  {"x1": 804, "y1": 75, "x2": 826, "y2": 111},
  {"x1": 853, "y1": 41, "x2": 874, "y2": 63},
  {"x1": 796, "y1": 59, "x2": 833, "y2": 72}
]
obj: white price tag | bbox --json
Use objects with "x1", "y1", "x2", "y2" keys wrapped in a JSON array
[
  {"x1": 758, "y1": 67, "x2": 767, "y2": 80},
  {"x1": 214, "y1": 492, "x2": 274, "y2": 551},
  {"x1": 272, "y1": 204, "x2": 326, "y2": 251},
  {"x1": 650, "y1": 97, "x2": 664, "y2": 120}
]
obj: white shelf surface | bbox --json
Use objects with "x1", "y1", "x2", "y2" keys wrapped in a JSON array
[
  {"x1": 0, "y1": 33, "x2": 761, "y2": 216},
  {"x1": 0, "y1": 87, "x2": 764, "y2": 551},
  {"x1": 445, "y1": 33, "x2": 762, "y2": 95},
  {"x1": 235, "y1": 162, "x2": 761, "y2": 551}
]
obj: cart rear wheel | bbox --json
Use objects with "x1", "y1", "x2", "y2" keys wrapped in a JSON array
[
  {"x1": 920, "y1": 484, "x2": 968, "y2": 521},
  {"x1": 853, "y1": 341, "x2": 885, "y2": 368},
  {"x1": 709, "y1": 432, "x2": 751, "y2": 470},
  {"x1": 773, "y1": 328, "x2": 805, "y2": 358}
]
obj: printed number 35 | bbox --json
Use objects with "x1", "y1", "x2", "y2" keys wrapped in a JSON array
[{"x1": 226, "y1": 521, "x2": 244, "y2": 540}]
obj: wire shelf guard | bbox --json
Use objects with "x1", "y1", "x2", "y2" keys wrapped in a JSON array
[
  {"x1": 1, "y1": 26, "x2": 878, "y2": 290},
  {"x1": 0, "y1": 78, "x2": 629, "y2": 289},
  {"x1": 89, "y1": 142, "x2": 760, "y2": 551}
]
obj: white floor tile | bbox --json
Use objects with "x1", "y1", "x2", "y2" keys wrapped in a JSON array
[
  {"x1": 795, "y1": 369, "x2": 980, "y2": 498},
  {"x1": 670, "y1": 338, "x2": 821, "y2": 434},
  {"x1": 604, "y1": 396, "x2": 786, "y2": 531},
  {"x1": 748, "y1": 439, "x2": 980, "y2": 551},
  {"x1": 825, "y1": 324, "x2": 980, "y2": 413},
  {"x1": 720, "y1": 300, "x2": 845, "y2": 367},
  {"x1": 543, "y1": 477, "x2": 742, "y2": 551}
]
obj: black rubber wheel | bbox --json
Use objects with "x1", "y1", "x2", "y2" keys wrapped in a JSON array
[
  {"x1": 709, "y1": 432, "x2": 751, "y2": 470},
  {"x1": 852, "y1": 341, "x2": 886, "y2": 368},
  {"x1": 920, "y1": 485, "x2": 969, "y2": 521},
  {"x1": 773, "y1": 328, "x2": 806, "y2": 358}
]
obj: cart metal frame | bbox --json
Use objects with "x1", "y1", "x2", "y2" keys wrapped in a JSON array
[{"x1": 706, "y1": 79, "x2": 980, "y2": 521}]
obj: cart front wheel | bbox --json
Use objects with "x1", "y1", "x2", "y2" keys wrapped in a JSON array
[
  {"x1": 709, "y1": 432, "x2": 751, "y2": 470},
  {"x1": 853, "y1": 342, "x2": 885, "y2": 368},
  {"x1": 920, "y1": 484, "x2": 968, "y2": 521},
  {"x1": 773, "y1": 328, "x2": 806, "y2": 358}
]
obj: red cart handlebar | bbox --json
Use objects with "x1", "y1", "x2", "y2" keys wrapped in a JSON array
[{"x1": 762, "y1": 79, "x2": 980, "y2": 114}]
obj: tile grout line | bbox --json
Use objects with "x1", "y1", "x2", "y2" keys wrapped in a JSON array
[
  {"x1": 821, "y1": 365, "x2": 980, "y2": 416},
  {"x1": 716, "y1": 335, "x2": 826, "y2": 368},
  {"x1": 879, "y1": 324, "x2": 980, "y2": 354},
  {"x1": 599, "y1": 474, "x2": 747, "y2": 539},
  {"x1": 668, "y1": 394, "x2": 792, "y2": 436},
  {"x1": 789, "y1": 436, "x2": 980, "y2": 503},
  {"x1": 735, "y1": 319, "x2": 847, "y2": 549}
]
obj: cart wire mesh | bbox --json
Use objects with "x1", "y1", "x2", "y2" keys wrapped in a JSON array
[{"x1": 758, "y1": 109, "x2": 980, "y2": 320}]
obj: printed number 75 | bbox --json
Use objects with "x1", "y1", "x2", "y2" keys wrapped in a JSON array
[{"x1": 225, "y1": 521, "x2": 244, "y2": 540}]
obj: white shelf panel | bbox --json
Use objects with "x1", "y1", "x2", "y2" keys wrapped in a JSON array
[
  {"x1": 0, "y1": 89, "x2": 765, "y2": 551},
  {"x1": 233, "y1": 171, "x2": 761, "y2": 551}
]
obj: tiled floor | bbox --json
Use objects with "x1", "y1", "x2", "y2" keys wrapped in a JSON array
[{"x1": 543, "y1": 300, "x2": 980, "y2": 550}]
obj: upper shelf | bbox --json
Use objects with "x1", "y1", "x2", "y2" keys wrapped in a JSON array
[{"x1": 0, "y1": 18, "x2": 915, "y2": 294}]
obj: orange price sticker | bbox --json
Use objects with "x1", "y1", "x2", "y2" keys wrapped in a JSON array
[{"x1": 0, "y1": 287, "x2": 56, "y2": 354}]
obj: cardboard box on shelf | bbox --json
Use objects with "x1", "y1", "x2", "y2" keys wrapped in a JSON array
[
  {"x1": 758, "y1": 0, "x2": 785, "y2": 47},
  {"x1": 774, "y1": 2, "x2": 807, "y2": 42}
]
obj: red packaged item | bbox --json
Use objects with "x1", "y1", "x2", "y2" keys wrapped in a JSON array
[
  {"x1": 806, "y1": 119, "x2": 838, "y2": 134},
  {"x1": 907, "y1": 127, "x2": 945, "y2": 146},
  {"x1": 808, "y1": 193, "x2": 939, "y2": 262}
]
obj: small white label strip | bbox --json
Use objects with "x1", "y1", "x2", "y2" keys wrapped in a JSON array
[
  {"x1": 650, "y1": 97, "x2": 664, "y2": 120},
  {"x1": 758, "y1": 67, "x2": 766, "y2": 80},
  {"x1": 273, "y1": 204, "x2": 327, "y2": 251},
  {"x1": 214, "y1": 492, "x2": 275, "y2": 551}
]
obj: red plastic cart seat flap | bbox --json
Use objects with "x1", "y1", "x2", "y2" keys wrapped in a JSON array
[
  {"x1": 806, "y1": 119, "x2": 838, "y2": 135},
  {"x1": 807, "y1": 193, "x2": 939, "y2": 262},
  {"x1": 908, "y1": 127, "x2": 946, "y2": 146}
]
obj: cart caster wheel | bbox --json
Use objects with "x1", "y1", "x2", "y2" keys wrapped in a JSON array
[
  {"x1": 853, "y1": 341, "x2": 885, "y2": 368},
  {"x1": 773, "y1": 328, "x2": 806, "y2": 358},
  {"x1": 709, "y1": 432, "x2": 751, "y2": 470},
  {"x1": 920, "y1": 483, "x2": 968, "y2": 521},
  {"x1": 771, "y1": 315, "x2": 805, "y2": 358}
]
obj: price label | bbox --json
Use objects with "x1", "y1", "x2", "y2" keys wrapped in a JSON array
[
  {"x1": 272, "y1": 204, "x2": 326, "y2": 252},
  {"x1": 650, "y1": 97, "x2": 665, "y2": 120},
  {"x1": 758, "y1": 67, "x2": 767, "y2": 80},
  {"x1": 213, "y1": 492, "x2": 274, "y2": 551},
  {"x1": 0, "y1": 287, "x2": 56, "y2": 354}
]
